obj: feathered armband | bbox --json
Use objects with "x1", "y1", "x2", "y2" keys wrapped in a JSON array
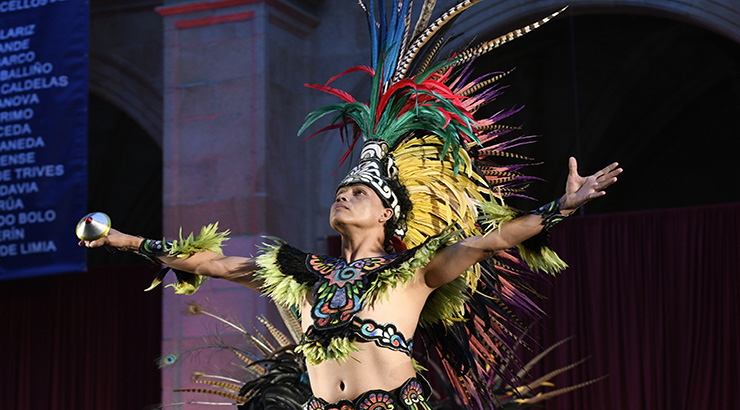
[
  {"x1": 137, "y1": 223, "x2": 230, "y2": 295},
  {"x1": 519, "y1": 200, "x2": 570, "y2": 274}
]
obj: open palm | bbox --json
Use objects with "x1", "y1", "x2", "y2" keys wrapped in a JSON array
[{"x1": 561, "y1": 157, "x2": 622, "y2": 212}]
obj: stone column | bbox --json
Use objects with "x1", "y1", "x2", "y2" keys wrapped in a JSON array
[{"x1": 155, "y1": 1, "x2": 320, "y2": 406}]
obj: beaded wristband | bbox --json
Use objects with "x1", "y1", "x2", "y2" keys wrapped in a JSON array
[
  {"x1": 529, "y1": 199, "x2": 569, "y2": 231},
  {"x1": 137, "y1": 238, "x2": 172, "y2": 263}
]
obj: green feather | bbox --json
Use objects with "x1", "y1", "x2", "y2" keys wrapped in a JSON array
[
  {"x1": 419, "y1": 275, "x2": 468, "y2": 327},
  {"x1": 517, "y1": 245, "x2": 568, "y2": 275},
  {"x1": 478, "y1": 199, "x2": 520, "y2": 229},
  {"x1": 254, "y1": 239, "x2": 312, "y2": 309},
  {"x1": 297, "y1": 103, "x2": 353, "y2": 136},
  {"x1": 298, "y1": 336, "x2": 361, "y2": 366},
  {"x1": 169, "y1": 223, "x2": 230, "y2": 258},
  {"x1": 365, "y1": 226, "x2": 457, "y2": 306},
  {"x1": 147, "y1": 223, "x2": 230, "y2": 295},
  {"x1": 165, "y1": 270, "x2": 208, "y2": 295}
]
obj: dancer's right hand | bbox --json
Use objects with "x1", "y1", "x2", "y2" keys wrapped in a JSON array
[{"x1": 78, "y1": 228, "x2": 142, "y2": 252}]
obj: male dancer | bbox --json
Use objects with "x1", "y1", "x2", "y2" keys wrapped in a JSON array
[{"x1": 81, "y1": 156, "x2": 620, "y2": 409}]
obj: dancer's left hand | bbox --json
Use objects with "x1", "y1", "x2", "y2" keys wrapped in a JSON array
[{"x1": 559, "y1": 157, "x2": 622, "y2": 214}]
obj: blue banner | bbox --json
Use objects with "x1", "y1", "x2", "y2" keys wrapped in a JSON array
[{"x1": 0, "y1": 0, "x2": 88, "y2": 279}]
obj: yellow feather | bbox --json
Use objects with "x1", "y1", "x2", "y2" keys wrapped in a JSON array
[{"x1": 395, "y1": 134, "x2": 487, "y2": 247}]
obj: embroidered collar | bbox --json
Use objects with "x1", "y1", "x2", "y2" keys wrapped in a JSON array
[{"x1": 306, "y1": 253, "x2": 403, "y2": 330}]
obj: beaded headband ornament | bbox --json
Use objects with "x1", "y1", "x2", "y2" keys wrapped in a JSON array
[{"x1": 336, "y1": 140, "x2": 404, "y2": 236}]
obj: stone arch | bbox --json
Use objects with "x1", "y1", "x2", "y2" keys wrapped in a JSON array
[
  {"x1": 86, "y1": 92, "x2": 163, "y2": 265},
  {"x1": 88, "y1": 50, "x2": 163, "y2": 146},
  {"x1": 452, "y1": 0, "x2": 740, "y2": 46}
]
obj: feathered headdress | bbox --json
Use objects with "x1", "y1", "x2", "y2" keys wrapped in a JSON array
[{"x1": 300, "y1": 1, "x2": 569, "y2": 409}]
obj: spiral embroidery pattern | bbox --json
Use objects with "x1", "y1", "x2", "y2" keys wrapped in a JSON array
[
  {"x1": 355, "y1": 318, "x2": 413, "y2": 355},
  {"x1": 307, "y1": 253, "x2": 401, "y2": 329}
]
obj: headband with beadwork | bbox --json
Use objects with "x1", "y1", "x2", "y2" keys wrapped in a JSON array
[{"x1": 336, "y1": 140, "x2": 404, "y2": 236}]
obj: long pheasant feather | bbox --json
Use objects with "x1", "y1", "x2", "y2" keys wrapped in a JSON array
[
  {"x1": 174, "y1": 388, "x2": 248, "y2": 404},
  {"x1": 449, "y1": 6, "x2": 568, "y2": 68},
  {"x1": 395, "y1": 0, "x2": 483, "y2": 81},
  {"x1": 257, "y1": 315, "x2": 291, "y2": 347},
  {"x1": 411, "y1": 0, "x2": 437, "y2": 39},
  {"x1": 192, "y1": 379, "x2": 243, "y2": 393}
]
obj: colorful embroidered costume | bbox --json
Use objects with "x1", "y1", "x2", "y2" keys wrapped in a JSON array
[{"x1": 254, "y1": 230, "x2": 453, "y2": 365}]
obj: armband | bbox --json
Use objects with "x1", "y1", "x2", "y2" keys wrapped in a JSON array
[
  {"x1": 139, "y1": 223, "x2": 230, "y2": 295},
  {"x1": 529, "y1": 199, "x2": 568, "y2": 231},
  {"x1": 137, "y1": 238, "x2": 172, "y2": 263}
]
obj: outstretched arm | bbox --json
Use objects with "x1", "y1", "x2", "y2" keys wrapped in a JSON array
[
  {"x1": 79, "y1": 229, "x2": 262, "y2": 291},
  {"x1": 422, "y1": 157, "x2": 622, "y2": 288}
]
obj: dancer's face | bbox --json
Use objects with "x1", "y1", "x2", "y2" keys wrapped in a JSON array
[{"x1": 330, "y1": 184, "x2": 392, "y2": 233}]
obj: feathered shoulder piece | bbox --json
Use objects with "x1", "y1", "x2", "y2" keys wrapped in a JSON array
[
  {"x1": 253, "y1": 238, "x2": 316, "y2": 309},
  {"x1": 299, "y1": 1, "x2": 569, "y2": 409}
]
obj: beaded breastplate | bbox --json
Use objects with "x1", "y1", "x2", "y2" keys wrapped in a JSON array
[{"x1": 303, "y1": 253, "x2": 414, "y2": 356}]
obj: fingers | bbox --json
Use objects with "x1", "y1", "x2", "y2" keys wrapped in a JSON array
[
  {"x1": 594, "y1": 167, "x2": 622, "y2": 192},
  {"x1": 587, "y1": 162, "x2": 622, "y2": 193},
  {"x1": 597, "y1": 167, "x2": 622, "y2": 185},
  {"x1": 594, "y1": 162, "x2": 621, "y2": 179},
  {"x1": 596, "y1": 177, "x2": 618, "y2": 191},
  {"x1": 569, "y1": 157, "x2": 624, "y2": 182},
  {"x1": 78, "y1": 237, "x2": 106, "y2": 248},
  {"x1": 563, "y1": 159, "x2": 621, "y2": 208},
  {"x1": 568, "y1": 156, "x2": 579, "y2": 177}
]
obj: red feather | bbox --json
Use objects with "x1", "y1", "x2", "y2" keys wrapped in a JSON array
[
  {"x1": 303, "y1": 123, "x2": 344, "y2": 142},
  {"x1": 435, "y1": 106, "x2": 452, "y2": 128},
  {"x1": 333, "y1": 130, "x2": 362, "y2": 174},
  {"x1": 376, "y1": 79, "x2": 419, "y2": 122},
  {"x1": 304, "y1": 83, "x2": 356, "y2": 103},
  {"x1": 389, "y1": 236, "x2": 407, "y2": 252},
  {"x1": 325, "y1": 65, "x2": 374, "y2": 85}
]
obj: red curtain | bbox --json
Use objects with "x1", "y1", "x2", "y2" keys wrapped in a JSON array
[
  {"x1": 529, "y1": 203, "x2": 740, "y2": 409},
  {"x1": 1, "y1": 265, "x2": 162, "y2": 410}
]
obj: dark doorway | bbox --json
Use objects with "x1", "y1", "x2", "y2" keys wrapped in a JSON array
[{"x1": 475, "y1": 12, "x2": 740, "y2": 213}]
